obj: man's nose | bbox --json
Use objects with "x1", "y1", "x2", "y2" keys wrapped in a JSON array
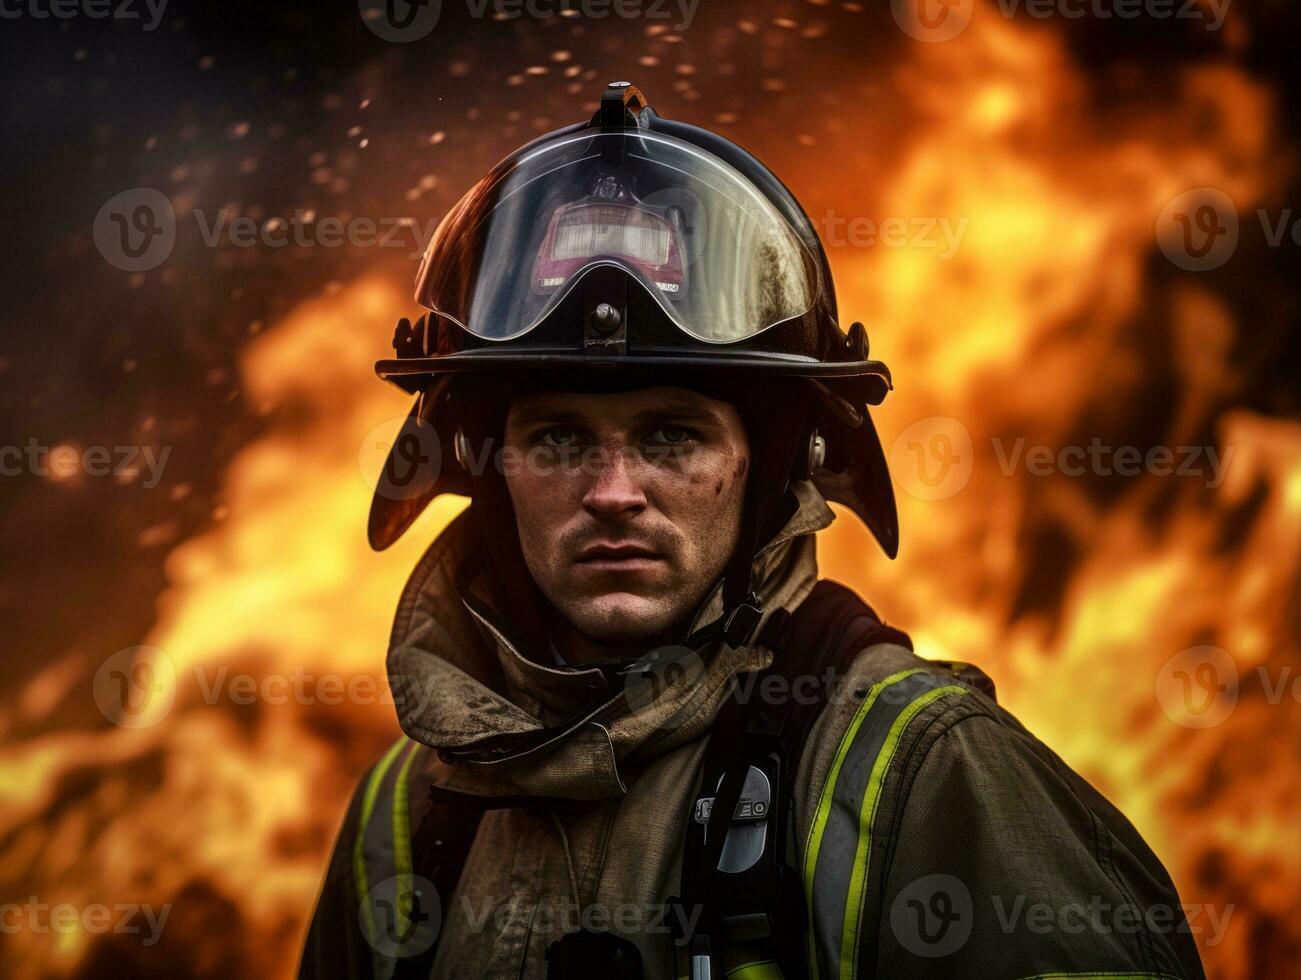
[{"x1": 581, "y1": 446, "x2": 647, "y2": 518}]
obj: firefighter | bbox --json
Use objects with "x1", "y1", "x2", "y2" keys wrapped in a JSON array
[{"x1": 299, "y1": 82, "x2": 1205, "y2": 980}]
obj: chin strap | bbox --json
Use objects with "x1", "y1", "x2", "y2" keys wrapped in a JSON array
[
  {"x1": 571, "y1": 587, "x2": 762, "y2": 685},
  {"x1": 676, "y1": 469, "x2": 801, "y2": 655},
  {"x1": 672, "y1": 532, "x2": 764, "y2": 653},
  {"x1": 674, "y1": 468, "x2": 779, "y2": 655},
  {"x1": 677, "y1": 589, "x2": 764, "y2": 652}
]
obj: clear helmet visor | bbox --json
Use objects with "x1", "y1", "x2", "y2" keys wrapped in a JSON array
[{"x1": 414, "y1": 129, "x2": 822, "y2": 343}]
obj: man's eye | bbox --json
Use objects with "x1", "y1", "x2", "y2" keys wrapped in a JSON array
[
  {"x1": 648, "y1": 425, "x2": 695, "y2": 446},
  {"x1": 539, "y1": 427, "x2": 580, "y2": 448}
]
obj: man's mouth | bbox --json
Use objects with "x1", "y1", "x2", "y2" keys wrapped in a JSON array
[{"x1": 574, "y1": 542, "x2": 666, "y2": 572}]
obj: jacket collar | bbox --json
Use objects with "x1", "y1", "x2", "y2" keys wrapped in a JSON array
[{"x1": 386, "y1": 480, "x2": 835, "y2": 800}]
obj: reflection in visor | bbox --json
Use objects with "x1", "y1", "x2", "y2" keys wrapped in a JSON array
[{"x1": 533, "y1": 202, "x2": 685, "y2": 296}]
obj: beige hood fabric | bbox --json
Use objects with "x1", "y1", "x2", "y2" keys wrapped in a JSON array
[{"x1": 384, "y1": 479, "x2": 835, "y2": 977}]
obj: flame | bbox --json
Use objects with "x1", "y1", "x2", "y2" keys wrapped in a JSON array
[
  {"x1": 821, "y1": 12, "x2": 1298, "y2": 978},
  {"x1": 0, "y1": 279, "x2": 467, "y2": 979},
  {"x1": 2, "y1": 5, "x2": 1297, "y2": 980}
]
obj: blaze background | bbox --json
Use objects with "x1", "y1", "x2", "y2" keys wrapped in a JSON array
[{"x1": 1, "y1": 0, "x2": 1298, "y2": 977}]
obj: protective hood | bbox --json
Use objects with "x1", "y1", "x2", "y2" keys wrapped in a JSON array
[{"x1": 385, "y1": 479, "x2": 835, "y2": 800}]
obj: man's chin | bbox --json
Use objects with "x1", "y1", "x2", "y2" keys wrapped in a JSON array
[{"x1": 565, "y1": 594, "x2": 681, "y2": 645}]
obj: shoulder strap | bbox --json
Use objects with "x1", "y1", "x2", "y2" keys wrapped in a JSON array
[
  {"x1": 677, "y1": 579, "x2": 913, "y2": 980},
  {"x1": 778, "y1": 579, "x2": 913, "y2": 755}
]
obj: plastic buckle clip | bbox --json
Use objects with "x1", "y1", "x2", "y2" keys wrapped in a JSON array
[{"x1": 722, "y1": 598, "x2": 763, "y2": 649}]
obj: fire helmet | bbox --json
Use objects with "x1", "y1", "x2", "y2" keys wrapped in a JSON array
[{"x1": 368, "y1": 82, "x2": 900, "y2": 643}]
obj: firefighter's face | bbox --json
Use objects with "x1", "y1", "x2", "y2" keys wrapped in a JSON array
[{"x1": 504, "y1": 386, "x2": 750, "y2": 644}]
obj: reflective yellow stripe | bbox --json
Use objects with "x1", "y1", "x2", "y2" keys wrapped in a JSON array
[
  {"x1": 803, "y1": 669, "x2": 923, "y2": 904},
  {"x1": 840, "y1": 685, "x2": 965, "y2": 980},
  {"x1": 804, "y1": 669, "x2": 971, "y2": 980},
  {"x1": 803, "y1": 668, "x2": 925, "y2": 979},
  {"x1": 352, "y1": 736, "x2": 408, "y2": 937},
  {"x1": 391, "y1": 740, "x2": 422, "y2": 938}
]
